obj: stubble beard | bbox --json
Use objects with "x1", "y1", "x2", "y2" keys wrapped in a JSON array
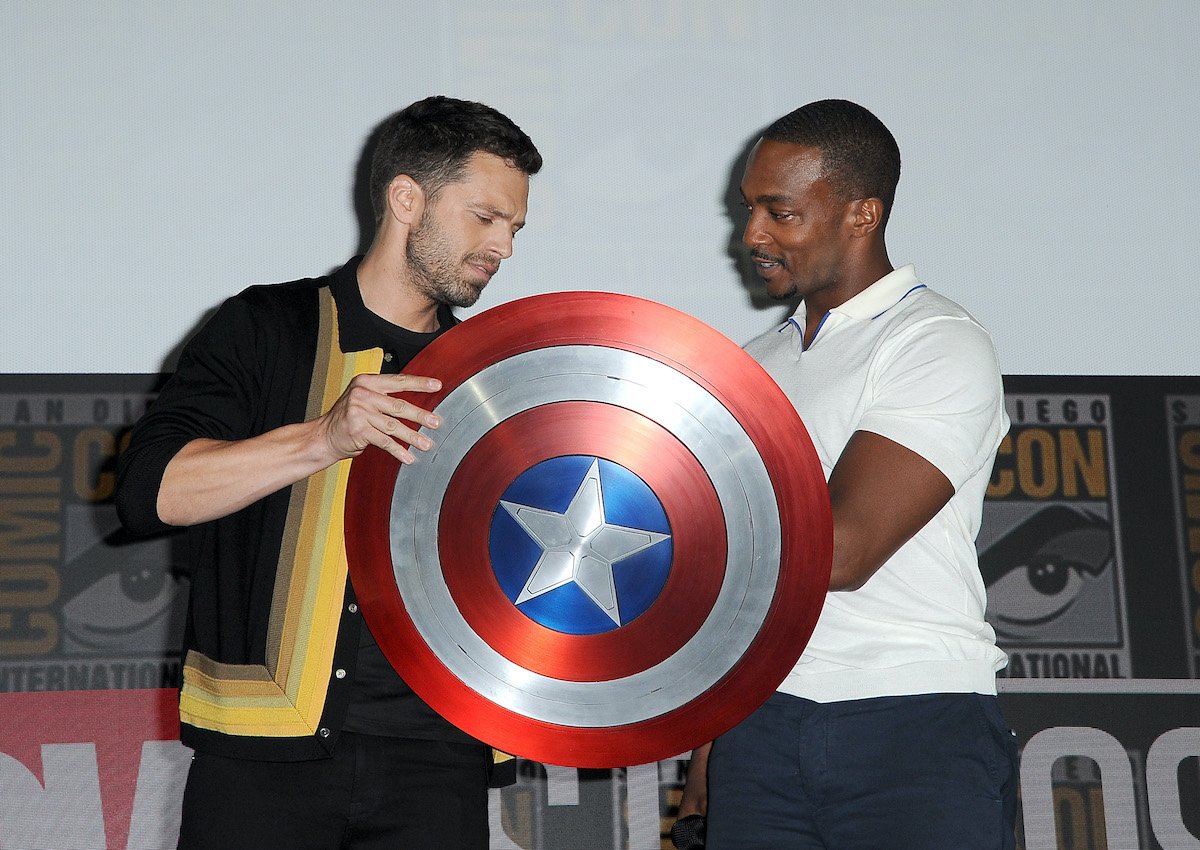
[
  {"x1": 749, "y1": 250, "x2": 798, "y2": 301},
  {"x1": 406, "y1": 216, "x2": 487, "y2": 309},
  {"x1": 768, "y1": 274, "x2": 799, "y2": 301}
]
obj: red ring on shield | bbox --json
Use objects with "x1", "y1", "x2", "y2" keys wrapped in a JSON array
[
  {"x1": 346, "y1": 291, "x2": 832, "y2": 768},
  {"x1": 440, "y1": 401, "x2": 726, "y2": 681}
]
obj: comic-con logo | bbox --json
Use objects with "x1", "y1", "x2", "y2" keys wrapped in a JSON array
[
  {"x1": 1167, "y1": 395, "x2": 1200, "y2": 676},
  {"x1": 0, "y1": 389, "x2": 186, "y2": 693},
  {"x1": 981, "y1": 394, "x2": 1129, "y2": 679}
]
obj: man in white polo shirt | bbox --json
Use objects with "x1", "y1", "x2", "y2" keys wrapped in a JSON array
[{"x1": 675, "y1": 100, "x2": 1017, "y2": 850}]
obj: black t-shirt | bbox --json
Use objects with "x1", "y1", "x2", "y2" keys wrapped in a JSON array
[{"x1": 341, "y1": 302, "x2": 480, "y2": 745}]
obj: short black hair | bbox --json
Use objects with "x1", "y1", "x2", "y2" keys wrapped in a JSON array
[
  {"x1": 763, "y1": 99, "x2": 901, "y2": 223},
  {"x1": 369, "y1": 96, "x2": 542, "y2": 224}
]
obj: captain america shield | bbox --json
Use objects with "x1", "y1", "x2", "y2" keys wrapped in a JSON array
[{"x1": 345, "y1": 291, "x2": 831, "y2": 768}]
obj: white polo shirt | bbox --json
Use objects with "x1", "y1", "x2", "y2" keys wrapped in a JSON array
[{"x1": 745, "y1": 265, "x2": 1010, "y2": 702}]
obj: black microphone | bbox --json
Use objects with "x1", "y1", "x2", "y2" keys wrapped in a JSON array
[{"x1": 670, "y1": 813, "x2": 706, "y2": 849}]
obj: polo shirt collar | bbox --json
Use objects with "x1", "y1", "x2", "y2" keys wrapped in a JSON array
[
  {"x1": 831, "y1": 264, "x2": 922, "y2": 320},
  {"x1": 784, "y1": 264, "x2": 923, "y2": 341}
]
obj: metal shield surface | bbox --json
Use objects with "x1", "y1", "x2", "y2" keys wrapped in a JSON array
[{"x1": 345, "y1": 291, "x2": 831, "y2": 768}]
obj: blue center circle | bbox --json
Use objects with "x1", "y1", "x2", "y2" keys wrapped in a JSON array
[{"x1": 488, "y1": 455, "x2": 673, "y2": 635}]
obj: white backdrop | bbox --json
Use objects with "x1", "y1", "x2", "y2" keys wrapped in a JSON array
[{"x1": 2, "y1": 2, "x2": 1196, "y2": 376}]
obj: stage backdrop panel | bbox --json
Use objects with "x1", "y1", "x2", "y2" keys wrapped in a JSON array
[
  {"x1": 4, "y1": 3, "x2": 1198, "y2": 379},
  {"x1": 1, "y1": 373, "x2": 1198, "y2": 849}
]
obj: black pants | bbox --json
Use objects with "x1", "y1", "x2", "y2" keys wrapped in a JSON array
[
  {"x1": 707, "y1": 692, "x2": 1019, "y2": 849},
  {"x1": 177, "y1": 733, "x2": 490, "y2": 849}
]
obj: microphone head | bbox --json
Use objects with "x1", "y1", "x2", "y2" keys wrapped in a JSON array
[{"x1": 670, "y1": 813, "x2": 706, "y2": 849}]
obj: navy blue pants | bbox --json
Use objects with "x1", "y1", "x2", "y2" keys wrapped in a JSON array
[
  {"x1": 706, "y1": 691, "x2": 1018, "y2": 849},
  {"x1": 177, "y1": 733, "x2": 490, "y2": 849}
]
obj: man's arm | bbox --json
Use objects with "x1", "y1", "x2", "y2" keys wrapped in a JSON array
[
  {"x1": 825, "y1": 429, "x2": 953, "y2": 591},
  {"x1": 670, "y1": 742, "x2": 710, "y2": 848},
  {"x1": 677, "y1": 741, "x2": 711, "y2": 818},
  {"x1": 673, "y1": 437, "x2": 951, "y2": 802},
  {"x1": 155, "y1": 373, "x2": 442, "y2": 526}
]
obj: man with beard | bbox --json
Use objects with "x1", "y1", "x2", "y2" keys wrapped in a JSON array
[
  {"x1": 117, "y1": 96, "x2": 541, "y2": 849},
  {"x1": 674, "y1": 100, "x2": 1017, "y2": 849}
]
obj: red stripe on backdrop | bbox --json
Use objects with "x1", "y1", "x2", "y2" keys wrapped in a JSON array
[{"x1": 0, "y1": 688, "x2": 180, "y2": 850}]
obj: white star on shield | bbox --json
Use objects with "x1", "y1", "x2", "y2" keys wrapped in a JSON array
[{"x1": 499, "y1": 458, "x2": 671, "y2": 626}]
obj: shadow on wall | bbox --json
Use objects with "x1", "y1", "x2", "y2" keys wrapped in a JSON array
[
  {"x1": 162, "y1": 117, "x2": 796, "y2": 371},
  {"x1": 720, "y1": 127, "x2": 799, "y2": 323},
  {"x1": 158, "y1": 113, "x2": 393, "y2": 373}
]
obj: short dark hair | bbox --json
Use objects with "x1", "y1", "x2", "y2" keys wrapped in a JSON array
[
  {"x1": 763, "y1": 99, "x2": 901, "y2": 223},
  {"x1": 369, "y1": 96, "x2": 542, "y2": 224}
]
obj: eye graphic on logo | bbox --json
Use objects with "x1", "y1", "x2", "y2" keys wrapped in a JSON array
[
  {"x1": 981, "y1": 506, "x2": 1115, "y2": 643},
  {"x1": 60, "y1": 519, "x2": 188, "y2": 656}
]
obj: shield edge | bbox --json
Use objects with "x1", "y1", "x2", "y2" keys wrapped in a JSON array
[{"x1": 345, "y1": 291, "x2": 832, "y2": 768}]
